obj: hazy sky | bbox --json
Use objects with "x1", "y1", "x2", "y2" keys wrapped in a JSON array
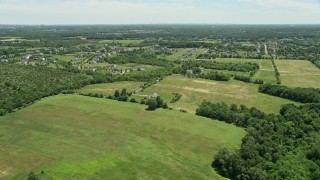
[{"x1": 1, "y1": 0, "x2": 320, "y2": 24}]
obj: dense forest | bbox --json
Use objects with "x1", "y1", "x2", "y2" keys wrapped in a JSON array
[
  {"x1": 0, "y1": 65, "x2": 89, "y2": 115},
  {"x1": 196, "y1": 101, "x2": 320, "y2": 179}
]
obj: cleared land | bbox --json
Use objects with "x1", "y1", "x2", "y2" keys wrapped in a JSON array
[
  {"x1": 196, "y1": 58, "x2": 276, "y2": 83},
  {"x1": 99, "y1": 40, "x2": 144, "y2": 45},
  {"x1": 135, "y1": 75, "x2": 296, "y2": 113},
  {"x1": 254, "y1": 59, "x2": 276, "y2": 83},
  {"x1": 0, "y1": 95, "x2": 245, "y2": 179},
  {"x1": 76, "y1": 81, "x2": 144, "y2": 95},
  {"x1": 166, "y1": 48, "x2": 207, "y2": 61},
  {"x1": 275, "y1": 60, "x2": 320, "y2": 88}
]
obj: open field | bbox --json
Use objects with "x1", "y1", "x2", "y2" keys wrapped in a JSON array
[
  {"x1": 275, "y1": 60, "x2": 320, "y2": 88},
  {"x1": 201, "y1": 58, "x2": 276, "y2": 83},
  {"x1": 166, "y1": 48, "x2": 207, "y2": 61},
  {"x1": 205, "y1": 69, "x2": 251, "y2": 76},
  {"x1": 99, "y1": 40, "x2": 144, "y2": 45},
  {"x1": 0, "y1": 95, "x2": 245, "y2": 179},
  {"x1": 76, "y1": 81, "x2": 144, "y2": 95},
  {"x1": 135, "y1": 75, "x2": 296, "y2": 113},
  {"x1": 213, "y1": 58, "x2": 261, "y2": 63},
  {"x1": 49, "y1": 54, "x2": 76, "y2": 62},
  {"x1": 253, "y1": 59, "x2": 276, "y2": 83}
]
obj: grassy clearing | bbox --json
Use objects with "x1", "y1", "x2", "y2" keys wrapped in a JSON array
[
  {"x1": 49, "y1": 54, "x2": 75, "y2": 62},
  {"x1": 204, "y1": 69, "x2": 251, "y2": 76},
  {"x1": 0, "y1": 95, "x2": 245, "y2": 179},
  {"x1": 254, "y1": 59, "x2": 276, "y2": 83},
  {"x1": 76, "y1": 81, "x2": 144, "y2": 95},
  {"x1": 99, "y1": 40, "x2": 144, "y2": 45},
  {"x1": 213, "y1": 58, "x2": 261, "y2": 63},
  {"x1": 275, "y1": 60, "x2": 320, "y2": 88},
  {"x1": 135, "y1": 75, "x2": 296, "y2": 113},
  {"x1": 166, "y1": 48, "x2": 207, "y2": 61},
  {"x1": 207, "y1": 58, "x2": 276, "y2": 83}
]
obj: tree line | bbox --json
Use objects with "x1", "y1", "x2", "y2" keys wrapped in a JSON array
[
  {"x1": 178, "y1": 60, "x2": 259, "y2": 73},
  {"x1": 196, "y1": 101, "x2": 320, "y2": 179},
  {"x1": 259, "y1": 83, "x2": 320, "y2": 103}
]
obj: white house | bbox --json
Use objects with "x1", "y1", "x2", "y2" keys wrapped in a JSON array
[{"x1": 150, "y1": 93, "x2": 158, "y2": 98}]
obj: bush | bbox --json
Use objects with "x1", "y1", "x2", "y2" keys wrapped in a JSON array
[
  {"x1": 0, "y1": 109, "x2": 6, "y2": 116},
  {"x1": 162, "y1": 102, "x2": 169, "y2": 109},
  {"x1": 130, "y1": 98, "x2": 138, "y2": 103},
  {"x1": 146, "y1": 99, "x2": 158, "y2": 111},
  {"x1": 170, "y1": 93, "x2": 182, "y2": 103},
  {"x1": 140, "y1": 98, "x2": 146, "y2": 104}
]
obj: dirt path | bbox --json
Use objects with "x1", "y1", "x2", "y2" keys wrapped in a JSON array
[{"x1": 264, "y1": 43, "x2": 268, "y2": 55}]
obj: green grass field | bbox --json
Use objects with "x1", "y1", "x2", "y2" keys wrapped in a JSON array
[
  {"x1": 166, "y1": 48, "x2": 207, "y2": 61},
  {"x1": 135, "y1": 75, "x2": 296, "y2": 113},
  {"x1": 254, "y1": 59, "x2": 276, "y2": 83},
  {"x1": 49, "y1": 54, "x2": 75, "y2": 62},
  {"x1": 201, "y1": 58, "x2": 276, "y2": 83},
  {"x1": 99, "y1": 40, "x2": 144, "y2": 45},
  {"x1": 275, "y1": 60, "x2": 320, "y2": 88},
  {"x1": 0, "y1": 95, "x2": 245, "y2": 179},
  {"x1": 76, "y1": 81, "x2": 145, "y2": 95},
  {"x1": 213, "y1": 58, "x2": 260, "y2": 63}
]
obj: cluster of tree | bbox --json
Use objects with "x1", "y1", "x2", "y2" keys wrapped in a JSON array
[
  {"x1": 233, "y1": 74, "x2": 251, "y2": 83},
  {"x1": 196, "y1": 101, "x2": 320, "y2": 179},
  {"x1": 105, "y1": 50, "x2": 170, "y2": 67},
  {"x1": 233, "y1": 74, "x2": 264, "y2": 84},
  {"x1": 195, "y1": 71, "x2": 231, "y2": 81},
  {"x1": 0, "y1": 64, "x2": 89, "y2": 115},
  {"x1": 90, "y1": 68, "x2": 171, "y2": 84},
  {"x1": 142, "y1": 96, "x2": 168, "y2": 111},
  {"x1": 0, "y1": 47, "x2": 26, "y2": 56},
  {"x1": 271, "y1": 58, "x2": 281, "y2": 84},
  {"x1": 28, "y1": 171, "x2": 48, "y2": 180},
  {"x1": 108, "y1": 88, "x2": 132, "y2": 102},
  {"x1": 196, "y1": 101, "x2": 266, "y2": 127},
  {"x1": 170, "y1": 93, "x2": 182, "y2": 103},
  {"x1": 197, "y1": 53, "x2": 217, "y2": 59},
  {"x1": 259, "y1": 84, "x2": 320, "y2": 103}
]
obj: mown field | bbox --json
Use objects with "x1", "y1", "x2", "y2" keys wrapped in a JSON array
[
  {"x1": 135, "y1": 75, "x2": 296, "y2": 113},
  {"x1": 0, "y1": 95, "x2": 245, "y2": 179},
  {"x1": 76, "y1": 81, "x2": 144, "y2": 95},
  {"x1": 275, "y1": 60, "x2": 320, "y2": 88}
]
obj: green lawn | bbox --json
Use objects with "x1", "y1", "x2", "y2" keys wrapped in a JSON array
[
  {"x1": 76, "y1": 81, "x2": 145, "y2": 95},
  {"x1": 275, "y1": 60, "x2": 320, "y2": 88},
  {"x1": 0, "y1": 95, "x2": 245, "y2": 179},
  {"x1": 135, "y1": 75, "x2": 297, "y2": 113}
]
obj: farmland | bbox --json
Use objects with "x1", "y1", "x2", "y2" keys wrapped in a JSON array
[
  {"x1": 275, "y1": 60, "x2": 320, "y2": 88},
  {"x1": 0, "y1": 95, "x2": 245, "y2": 179},
  {"x1": 135, "y1": 75, "x2": 296, "y2": 113},
  {"x1": 1, "y1": 25, "x2": 320, "y2": 179}
]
